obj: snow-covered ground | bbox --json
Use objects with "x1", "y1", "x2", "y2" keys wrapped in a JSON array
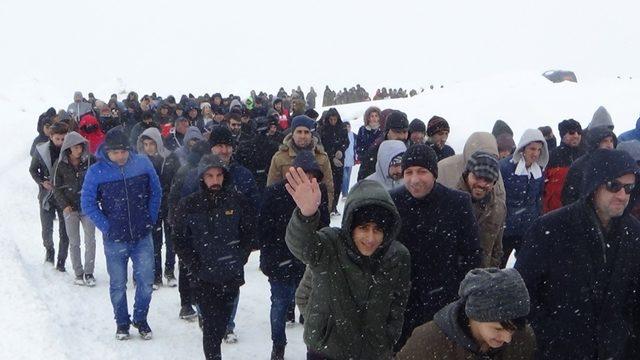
[{"x1": 2, "y1": 72, "x2": 640, "y2": 359}]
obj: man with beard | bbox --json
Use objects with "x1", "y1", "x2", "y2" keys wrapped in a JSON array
[
  {"x1": 456, "y1": 151, "x2": 506, "y2": 268},
  {"x1": 173, "y1": 154, "x2": 255, "y2": 360}
]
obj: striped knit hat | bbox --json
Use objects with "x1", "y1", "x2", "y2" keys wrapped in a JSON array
[{"x1": 466, "y1": 151, "x2": 500, "y2": 183}]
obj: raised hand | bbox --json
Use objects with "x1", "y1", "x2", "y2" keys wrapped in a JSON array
[{"x1": 285, "y1": 166, "x2": 321, "y2": 217}]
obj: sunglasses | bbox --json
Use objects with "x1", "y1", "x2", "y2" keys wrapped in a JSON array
[{"x1": 604, "y1": 180, "x2": 636, "y2": 194}]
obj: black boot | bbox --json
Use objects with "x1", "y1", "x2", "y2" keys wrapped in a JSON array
[
  {"x1": 270, "y1": 344, "x2": 285, "y2": 360},
  {"x1": 45, "y1": 248, "x2": 54, "y2": 264},
  {"x1": 55, "y1": 260, "x2": 66, "y2": 272}
]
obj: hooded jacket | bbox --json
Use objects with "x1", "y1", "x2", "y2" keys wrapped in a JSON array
[
  {"x1": 319, "y1": 108, "x2": 350, "y2": 161},
  {"x1": 52, "y1": 132, "x2": 95, "y2": 213},
  {"x1": 588, "y1": 106, "x2": 614, "y2": 130},
  {"x1": 174, "y1": 126, "x2": 205, "y2": 166},
  {"x1": 396, "y1": 299, "x2": 536, "y2": 360},
  {"x1": 365, "y1": 140, "x2": 406, "y2": 190},
  {"x1": 437, "y1": 132, "x2": 506, "y2": 204},
  {"x1": 355, "y1": 107, "x2": 383, "y2": 160},
  {"x1": 173, "y1": 155, "x2": 255, "y2": 287},
  {"x1": 561, "y1": 127, "x2": 618, "y2": 206},
  {"x1": 29, "y1": 140, "x2": 61, "y2": 211},
  {"x1": 516, "y1": 149, "x2": 640, "y2": 359},
  {"x1": 500, "y1": 129, "x2": 549, "y2": 238},
  {"x1": 78, "y1": 114, "x2": 105, "y2": 154},
  {"x1": 543, "y1": 139, "x2": 586, "y2": 213},
  {"x1": 285, "y1": 180, "x2": 411, "y2": 360},
  {"x1": 80, "y1": 136, "x2": 162, "y2": 242},
  {"x1": 266, "y1": 133, "x2": 335, "y2": 210},
  {"x1": 618, "y1": 117, "x2": 640, "y2": 142}
]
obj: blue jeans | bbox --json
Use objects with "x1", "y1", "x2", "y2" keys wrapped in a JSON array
[
  {"x1": 103, "y1": 234, "x2": 154, "y2": 326},
  {"x1": 269, "y1": 279, "x2": 297, "y2": 346},
  {"x1": 342, "y1": 166, "x2": 352, "y2": 197}
]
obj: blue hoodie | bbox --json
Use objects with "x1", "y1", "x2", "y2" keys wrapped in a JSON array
[{"x1": 81, "y1": 143, "x2": 162, "y2": 242}]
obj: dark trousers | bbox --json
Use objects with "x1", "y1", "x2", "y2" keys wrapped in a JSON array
[
  {"x1": 39, "y1": 203, "x2": 69, "y2": 265},
  {"x1": 330, "y1": 164, "x2": 344, "y2": 212},
  {"x1": 178, "y1": 259, "x2": 192, "y2": 307},
  {"x1": 152, "y1": 217, "x2": 175, "y2": 279},
  {"x1": 269, "y1": 279, "x2": 297, "y2": 347},
  {"x1": 307, "y1": 349, "x2": 334, "y2": 360},
  {"x1": 197, "y1": 282, "x2": 239, "y2": 360},
  {"x1": 501, "y1": 235, "x2": 523, "y2": 268}
]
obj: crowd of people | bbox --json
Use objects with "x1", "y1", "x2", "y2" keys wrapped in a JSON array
[{"x1": 29, "y1": 88, "x2": 640, "y2": 359}]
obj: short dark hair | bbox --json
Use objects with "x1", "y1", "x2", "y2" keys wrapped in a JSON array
[
  {"x1": 50, "y1": 122, "x2": 69, "y2": 135},
  {"x1": 224, "y1": 112, "x2": 241, "y2": 123},
  {"x1": 500, "y1": 317, "x2": 527, "y2": 332}
]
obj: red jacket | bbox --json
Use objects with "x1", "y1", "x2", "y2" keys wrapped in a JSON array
[
  {"x1": 543, "y1": 143, "x2": 584, "y2": 213},
  {"x1": 78, "y1": 114, "x2": 105, "y2": 154}
]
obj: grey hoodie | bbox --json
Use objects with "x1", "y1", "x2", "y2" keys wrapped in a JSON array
[
  {"x1": 366, "y1": 140, "x2": 406, "y2": 190},
  {"x1": 175, "y1": 126, "x2": 204, "y2": 165},
  {"x1": 136, "y1": 127, "x2": 171, "y2": 159},
  {"x1": 512, "y1": 128, "x2": 549, "y2": 168},
  {"x1": 588, "y1": 106, "x2": 614, "y2": 129},
  {"x1": 53, "y1": 131, "x2": 91, "y2": 181}
]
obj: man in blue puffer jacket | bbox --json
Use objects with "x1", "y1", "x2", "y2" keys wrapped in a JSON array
[{"x1": 81, "y1": 127, "x2": 162, "y2": 341}]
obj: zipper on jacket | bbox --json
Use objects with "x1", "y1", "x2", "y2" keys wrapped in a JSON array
[{"x1": 121, "y1": 167, "x2": 135, "y2": 240}]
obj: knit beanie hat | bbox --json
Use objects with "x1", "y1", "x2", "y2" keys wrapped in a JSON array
[
  {"x1": 401, "y1": 144, "x2": 439, "y2": 178},
  {"x1": 104, "y1": 128, "x2": 130, "y2": 151},
  {"x1": 459, "y1": 268, "x2": 530, "y2": 322},
  {"x1": 409, "y1": 118, "x2": 426, "y2": 134},
  {"x1": 208, "y1": 126, "x2": 234, "y2": 147},
  {"x1": 491, "y1": 120, "x2": 514, "y2": 138},
  {"x1": 558, "y1": 119, "x2": 582, "y2": 138},
  {"x1": 466, "y1": 151, "x2": 500, "y2": 183},
  {"x1": 290, "y1": 115, "x2": 316, "y2": 131},
  {"x1": 292, "y1": 150, "x2": 324, "y2": 182},
  {"x1": 495, "y1": 133, "x2": 516, "y2": 153},
  {"x1": 427, "y1": 116, "x2": 450, "y2": 137},
  {"x1": 350, "y1": 204, "x2": 394, "y2": 235},
  {"x1": 385, "y1": 111, "x2": 409, "y2": 132}
]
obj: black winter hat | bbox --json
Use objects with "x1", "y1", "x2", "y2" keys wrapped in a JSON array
[
  {"x1": 466, "y1": 151, "x2": 500, "y2": 183},
  {"x1": 350, "y1": 204, "x2": 394, "y2": 235},
  {"x1": 491, "y1": 119, "x2": 514, "y2": 138},
  {"x1": 459, "y1": 268, "x2": 530, "y2": 322},
  {"x1": 292, "y1": 150, "x2": 323, "y2": 182},
  {"x1": 582, "y1": 149, "x2": 638, "y2": 198},
  {"x1": 427, "y1": 116, "x2": 450, "y2": 137},
  {"x1": 409, "y1": 118, "x2": 426, "y2": 134},
  {"x1": 104, "y1": 127, "x2": 130, "y2": 151},
  {"x1": 197, "y1": 154, "x2": 229, "y2": 179},
  {"x1": 401, "y1": 144, "x2": 439, "y2": 178},
  {"x1": 558, "y1": 119, "x2": 582, "y2": 138},
  {"x1": 385, "y1": 110, "x2": 409, "y2": 132},
  {"x1": 208, "y1": 126, "x2": 234, "y2": 147}
]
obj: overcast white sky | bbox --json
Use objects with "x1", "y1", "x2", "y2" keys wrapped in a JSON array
[{"x1": 2, "y1": 0, "x2": 639, "y2": 100}]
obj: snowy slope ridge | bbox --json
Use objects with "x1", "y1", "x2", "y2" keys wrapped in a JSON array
[{"x1": 2, "y1": 73, "x2": 640, "y2": 359}]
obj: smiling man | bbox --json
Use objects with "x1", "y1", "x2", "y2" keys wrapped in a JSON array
[
  {"x1": 516, "y1": 148, "x2": 640, "y2": 359},
  {"x1": 285, "y1": 169, "x2": 410, "y2": 360}
]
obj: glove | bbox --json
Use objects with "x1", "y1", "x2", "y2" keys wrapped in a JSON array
[
  {"x1": 334, "y1": 150, "x2": 343, "y2": 160},
  {"x1": 333, "y1": 157, "x2": 343, "y2": 167}
]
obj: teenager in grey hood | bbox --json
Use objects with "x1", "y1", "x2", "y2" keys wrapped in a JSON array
[
  {"x1": 174, "y1": 126, "x2": 205, "y2": 166},
  {"x1": 53, "y1": 131, "x2": 97, "y2": 286},
  {"x1": 365, "y1": 140, "x2": 406, "y2": 190}
]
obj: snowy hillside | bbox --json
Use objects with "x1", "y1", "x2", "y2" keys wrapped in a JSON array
[{"x1": 2, "y1": 71, "x2": 640, "y2": 359}]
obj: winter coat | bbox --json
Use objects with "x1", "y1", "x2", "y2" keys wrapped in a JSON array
[
  {"x1": 542, "y1": 142, "x2": 585, "y2": 213},
  {"x1": 258, "y1": 181, "x2": 329, "y2": 281},
  {"x1": 456, "y1": 178, "x2": 506, "y2": 268},
  {"x1": 80, "y1": 142, "x2": 162, "y2": 242},
  {"x1": 285, "y1": 180, "x2": 411, "y2": 360},
  {"x1": 164, "y1": 129, "x2": 186, "y2": 151},
  {"x1": 391, "y1": 183, "x2": 480, "y2": 343},
  {"x1": 266, "y1": 133, "x2": 335, "y2": 210},
  {"x1": 52, "y1": 132, "x2": 95, "y2": 213},
  {"x1": 173, "y1": 161, "x2": 255, "y2": 287},
  {"x1": 438, "y1": 132, "x2": 506, "y2": 204},
  {"x1": 167, "y1": 158, "x2": 202, "y2": 227},
  {"x1": 78, "y1": 114, "x2": 105, "y2": 154},
  {"x1": 427, "y1": 141, "x2": 456, "y2": 162},
  {"x1": 355, "y1": 126, "x2": 382, "y2": 161},
  {"x1": 29, "y1": 141, "x2": 61, "y2": 211},
  {"x1": 136, "y1": 127, "x2": 181, "y2": 218},
  {"x1": 319, "y1": 108, "x2": 350, "y2": 165},
  {"x1": 228, "y1": 161, "x2": 260, "y2": 210},
  {"x1": 396, "y1": 299, "x2": 536, "y2": 360},
  {"x1": 618, "y1": 117, "x2": 640, "y2": 142},
  {"x1": 234, "y1": 131, "x2": 281, "y2": 194},
  {"x1": 30, "y1": 134, "x2": 49, "y2": 157},
  {"x1": 66, "y1": 101, "x2": 93, "y2": 119},
  {"x1": 365, "y1": 140, "x2": 406, "y2": 191},
  {"x1": 561, "y1": 126, "x2": 617, "y2": 206},
  {"x1": 515, "y1": 150, "x2": 640, "y2": 359},
  {"x1": 174, "y1": 126, "x2": 204, "y2": 166},
  {"x1": 128, "y1": 121, "x2": 160, "y2": 148},
  {"x1": 500, "y1": 129, "x2": 549, "y2": 238}
]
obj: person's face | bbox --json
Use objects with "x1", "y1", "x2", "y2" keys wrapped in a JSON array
[
  {"x1": 213, "y1": 97, "x2": 222, "y2": 106},
  {"x1": 498, "y1": 150, "x2": 511, "y2": 159},
  {"x1": 202, "y1": 167, "x2": 224, "y2": 190},
  {"x1": 410, "y1": 131, "x2": 425, "y2": 144},
  {"x1": 599, "y1": 136, "x2": 615, "y2": 150},
  {"x1": 351, "y1": 222, "x2": 384, "y2": 256},
  {"x1": 211, "y1": 143, "x2": 233, "y2": 164},
  {"x1": 214, "y1": 114, "x2": 224, "y2": 122},
  {"x1": 189, "y1": 109, "x2": 197, "y2": 119},
  {"x1": 328, "y1": 116, "x2": 338, "y2": 126},
  {"x1": 107, "y1": 149, "x2": 129, "y2": 166},
  {"x1": 43, "y1": 124, "x2": 52, "y2": 137},
  {"x1": 368, "y1": 112, "x2": 380, "y2": 127},
  {"x1": 268, "y1": 124, "x2": 277, "y2": 135},
  {"x1": 403, "y1": 166, "x2": 435, "y2": 199},
  {"x1": 274, "y1": 102, "x2": 282, "y2": 111},
  {"x1": 229, "y1": 119, "x2": 242, "y2": 135},
  {"x1": 345, "y1": 123, "x2": 351, "y2": 132},
  {"x1": 142, "y1": 139, "x2": 158, "y2": 156},
  {"x1": 562, "y1": 130, "x2": 581, "y2": 147},
  {"x1": 431, "y1": 130, "x2": 449, "y2": 148},
  {"x1": 387, "y1": 129, "x2": 408, "y2": 141},
  {"x1": 69, "y1": 144, "x2": 84, "y2": 159},
  {"x1": 176, "y1": 120, "x2": 189, "y2": 134},
  {"x1": 241, "y1": 115, "x2": 250, "y2": 124},
  {"x1": 388, "y1": 163, "x2": 403, "y2": 181},
  {"x1": 293, "y1": 127, "x2": 312, "y2": 148},
  {"x1": 176, "y1": 108, "x2": 184, "y2": 116},
  {"x1": 522, "y1": 141, "x2": 543, "y2": 167},
  {"x1": 466, "y1": 172, "x2": 495, "y2": 200},
  {"x1": 50, "y1": 133, "x2": 66, "y2": 147},
  {"x1": 160, "y1": 107, "x2": 169, "y2": 116},
  {"x1": 593, "y1": 173, "x2": 636, "y2": 221},
  {"x1": 203, "y1": 107, "x2": 212, "y2": 116},
  {"x1": 469, "y1": 320, "x2": 515, "y2": 350}
]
